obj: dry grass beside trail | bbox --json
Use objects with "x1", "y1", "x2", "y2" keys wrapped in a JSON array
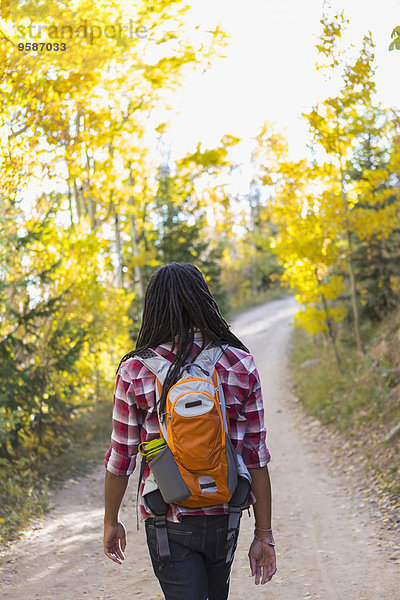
[{"x1": 289, "y1": 325, "x2": 400, "y2": 546}]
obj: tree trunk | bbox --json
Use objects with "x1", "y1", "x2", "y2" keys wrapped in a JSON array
[
  {"x1": 88, "y1": 198, "x2": 97, "y2": 231},
  {"x1": 73, "y1": 179, "x2": 81, "y2": 220},
  {"x1": 113, "y1": 204, "x2": 124, "y2": 289},
  {"x1": 84, "y1": 150, "x2": 97, "y2": 231},
  {"x1": 315, "y1": 270, "x2": 342, "y2": 372},
  {"x1": 67, "y1": 183, "x2": 74, "y2": 227},
  {"x1": 336, "y1": 118, "x2": 363, "y2": 355},
  {"x1": 346, "y1": 229, "x2": 363, "y2": 354},
  {"x1": 128, "y1": 162, "x2": 144, "y2": 300},
  {"x1": 94, "y1": 351, "x2": 101, "y2": 400},
  {"x1": 249, "y1": 185, "x2": 260, "y2": 297}
]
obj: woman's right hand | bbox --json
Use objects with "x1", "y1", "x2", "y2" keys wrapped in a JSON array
[{"x1": 104, "y1": 520, "x2": 127, "y2": 564}]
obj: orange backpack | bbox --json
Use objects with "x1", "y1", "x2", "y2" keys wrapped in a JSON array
[{"x1": 137, "y1": 343, "x2": 244, "y2": 508}]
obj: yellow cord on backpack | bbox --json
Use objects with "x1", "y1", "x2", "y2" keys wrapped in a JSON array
[{"x1": 138, "y1": 438, "x2": 166, "y2": 461}]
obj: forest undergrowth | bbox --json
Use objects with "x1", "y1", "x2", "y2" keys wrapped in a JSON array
[
  {"x1": 0, "y1": 398, "x2": 112, "y2": 545},
  {"x1": 290, "y1": 311, "x2": 400, "y2": 540}
]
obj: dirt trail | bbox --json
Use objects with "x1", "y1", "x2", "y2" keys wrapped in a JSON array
[{"x1": 1, "y1": 297, "x2": 399, "y2": 600}]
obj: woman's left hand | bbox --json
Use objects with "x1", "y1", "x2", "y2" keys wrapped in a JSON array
[{"x1": 248, "y1": 536, "x2": 277, "y2": 584}]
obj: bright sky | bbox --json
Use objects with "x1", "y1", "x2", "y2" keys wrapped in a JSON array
[
  {"x1": 13, "y1": 0, "x2": 400, "y2": 211},
  {"x1": 159, "y1": 0, "x2": 400, "y2": 185}
]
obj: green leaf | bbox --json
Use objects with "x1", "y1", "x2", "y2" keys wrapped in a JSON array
[
  {"x1": 391, "y1": 26, "x2": 400, "y2": 38},
  {"x1": 390, "y1": 38, "x2": 400, "y2": 51}
]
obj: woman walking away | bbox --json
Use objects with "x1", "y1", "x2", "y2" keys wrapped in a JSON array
[{"x1": 103, "y1": 262, "x2": 277, "y2": 600}]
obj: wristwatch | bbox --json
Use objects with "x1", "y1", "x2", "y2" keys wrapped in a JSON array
[{"x1": 255, "y1": 534, "x2": 276, "y2": 546}]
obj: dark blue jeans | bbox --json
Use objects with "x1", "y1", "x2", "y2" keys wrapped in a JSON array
[{"x1": 145, "y1": 514, "x2": 240, "y2": 600}]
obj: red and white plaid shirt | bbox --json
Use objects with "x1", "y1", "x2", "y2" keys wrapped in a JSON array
[{"x1": 104, "y1": 334, "x2": 271, "y2": 522}]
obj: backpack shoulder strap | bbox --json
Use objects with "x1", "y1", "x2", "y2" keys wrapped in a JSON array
[
  {"x1": 135, "y1": 348, "x2": 171, "y2": 385},
  {"x1": 135, "y1": 349, "x2": 170, "y2": 436},
  {"x1": 191, "y1": 342, "x2": 228, "y2": 375},
  {"x1": 195, "y1": 343, "x2": 231, "y2": 434}
]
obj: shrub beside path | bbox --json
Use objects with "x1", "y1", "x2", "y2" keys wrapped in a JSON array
[{"x1": 1, "y1": 297, "x2": 399, "y2": 599}]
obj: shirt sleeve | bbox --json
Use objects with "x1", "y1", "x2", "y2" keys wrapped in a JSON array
[
  {"x1": 104, "y1": 365, "x2": 143, "y2": 476},
  {"x1": 241, "y1": 358, "x2": 271, "y2": 469}
]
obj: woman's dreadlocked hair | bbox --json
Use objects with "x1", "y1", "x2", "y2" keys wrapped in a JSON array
[{"x1": 117, "y1": 262, "x2": 249, "y2": 416}]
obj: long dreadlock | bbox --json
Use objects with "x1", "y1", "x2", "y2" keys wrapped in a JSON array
[{"x1": 117, "y1": 262, "x2": 249, "y2": 417}]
